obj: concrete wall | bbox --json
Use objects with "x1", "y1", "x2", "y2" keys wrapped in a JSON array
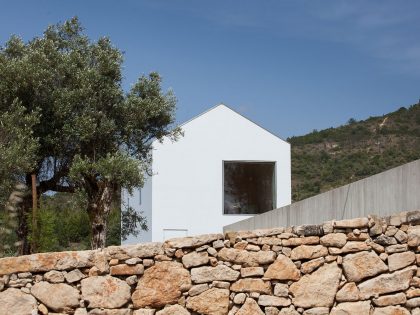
[
  {"x1": 224, "y1": 159, "x2": 420, "y2": 232},
  {"x1": 128, "y1": 104, "x2": 291, "y2": 243}
]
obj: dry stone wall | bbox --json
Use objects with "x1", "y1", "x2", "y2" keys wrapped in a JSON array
[{"x1": 1, "y1": 210, "x2": 420, "y2": 315}]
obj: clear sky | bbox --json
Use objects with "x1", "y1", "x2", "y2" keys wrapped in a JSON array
[{"x1": 1, "y1": 1, "x2": 419, "y2": 137}]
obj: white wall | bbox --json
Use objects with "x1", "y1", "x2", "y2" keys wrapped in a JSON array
[
  {"x1": 122, "y1": 174, "x2": 153, "y2": 244},
  {"x1": 150, "y1": 105, "x2": 291, "y2": 242}
]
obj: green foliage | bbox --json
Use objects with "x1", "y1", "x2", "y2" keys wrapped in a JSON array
[
  {"x1": 0, "y1": 101, "x2": 39, "y2": 204},
  {"x1": 27, "y1": 192, "x2": 123, "y2": 252},
  {"x1": 1, "y1": 17, "x2": 179, "y2": 249},
  {"x1": 290, "y1": 103, "x2": 420, "y2": 202}
]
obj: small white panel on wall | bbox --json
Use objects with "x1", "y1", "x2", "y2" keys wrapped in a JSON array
[{"x1": 163, "y1": 229, "x2": 188, "y2": 241}]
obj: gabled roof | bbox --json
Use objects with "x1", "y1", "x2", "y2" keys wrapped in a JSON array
[{"x1": 180, "y1": 103, "x2": 289, "y2": 144}]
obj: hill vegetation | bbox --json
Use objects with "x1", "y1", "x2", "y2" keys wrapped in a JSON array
[{"x1": 289, "y1": 102, "x2": 420, "y2": 202}]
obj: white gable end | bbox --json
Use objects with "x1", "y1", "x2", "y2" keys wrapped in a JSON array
[{"x1": 123, "y1": 104, "x2": 291, "y2": 243}]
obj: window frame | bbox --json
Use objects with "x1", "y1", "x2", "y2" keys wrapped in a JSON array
[{"x1": 222, "y1": 160, "x2": 277, "y2": 216}]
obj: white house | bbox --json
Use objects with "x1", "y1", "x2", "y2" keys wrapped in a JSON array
[{"x1": 122, "y1": 104, "x2": 291, "y2": 244}]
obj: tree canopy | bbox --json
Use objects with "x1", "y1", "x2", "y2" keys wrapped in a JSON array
[{"x1": 0, "y1": 17, "x2": 180, "y2": 250}]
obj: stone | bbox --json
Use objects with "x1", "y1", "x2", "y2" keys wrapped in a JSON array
[
  {"x1": 156, "y1": 304, "x2": 190, "y2": 315},
  {"x1": 75, "y1": 308, "x2": 89, "y2": 315},
  {"x1": 234, "y1": 292, "x2": 247, "y2": 304},
  {"x1": 407, "y1": 288, "x2": 420, "y2": 298},
  {"x1": 0, "y1": 250, "x2": 97, "y2": 274},
  {"x1": 369, "y1": 241, "x2": 385, "y2": 253},
  {"x1": 334, "y1": 217, "x2": 369, "y2": 229},
  {"x1": 17, "y1": 272, "x2": 32, "y2": 278},
  {"x1": 282, "y1": 236, "x2": 319, "y2": 247},
  {"x1": 394, "y1": 230, "x2": 408, "y2": 243},
  {"x1": 125, "y1": 257, "x2": 141, "y2": 265},
  {"x1": 89, "y1": 309, "x2": 132, "y2": 315},
  {"x1": 408, "y1": 210, "x2": 420, "y2": 224},
  {"x1": 191, "y1": 265, "x2": 239, "y2": 283},
  {"x1": 235, "y1": 297, "x2": 264, "y2": 315},
  {"x1": 65, "y1": 269, "x2": 86, "y2": 283},
  {"x1": 264, "y1": 254, "x2": 300, "y2": 280},
  {"x1": 126, "y1": 275, "x2": 138, "y2": 286},
  {"x1": 289, "y1": 262, "x2": 342, "y2": 308},
  {"x1": 372, "y1": 306, "x2": 410, "y2": 315},
  {"x1": 274, "y1": 283, "x2": 289, "y2": 297},
  {"x1": 336, "y1": 282, "x2": 359, "y2": 302},
  {"x1": 0, "y1": 288, "x2": 38, "y2": 315},
  {"x1": 182, "y1": 251, "x2": 209, "y2": 268},
  {"x1": 133, "y1": 310, "x2": 156, "y2": 315},
  {"x1": 38, "y1": 303, "x2": 48, "y2": 315},
  {"x1": 279, "y1": 307, "x2": 300, "y2": 315},
  {"x1": 375, "y1": 235, "x2": 398, "y2": 246},
  {"x1": 81, "y1": 276, "x2": 130, "y2": 309},
  {"x1": 186, "y1": 288, "x2": 229, "y2": 315},
  {"x1": 31, "y1": 281, "x2": 80, "y2": 312},
  {"x1": 320, "y1": 233, "x2": 347, "y2": 248},
  {"x1": 266, "y1": 306, "x2": 280, "y2": 315},
  {"x1": 110, "y1": 264, "x2": 144, "y2": 275},
  {"x1": 258, "y1": 237, "x2": 283, "y2": 246},
  {"x1": 301, "y1": 257, "x2": 324, "y2": 274},
  {"x1": 385, "y1": 244, "x2": 408, "y2": 254},
  {"x1": 347, "y1": 232, "x2": 369, "y2": 241},
  {"x1": 213, "y1": 239, "x2": 225, "y2": 249},
  {"x1": 207, "y1": 247, "x2": 217, "y2": 256},
  {"x1": 217, "y1": 248, "x2": 276, "y2": 266},
  {"x1": 373, "y1": 292, "x2": 406, "y2": 306},
  {"x1": 231, "y1": 278, "x2": 271, "y2": 294},
  {"x1": 212, "y1": 280, "x2": 230, "y2": 289},
  {"x1": 188, "y1": 284, "x2": 209, "y2": 296},
  {"x1": 369, "y1": 215, "x2": 384, "y2": 236},
  {"x1": 258, "y1": 295, "x2": 291, "y2": 307},
  {"x1": 241, "y1": 266, "x2": 264, "y2": 277},
  {"x1": 246, "y1": 244, "x2": 260, "y2": 251},
  {"x1": 388, "y1": 251, "x2": 415, "y2": 271},
  {"x1": 358, "y1": 266, "x2": 416, "y2": 299},
  {"x1": 342, "y1": 251, "x2": 388, "y2": 282},
  {"x1": 165, "y1": 234, "x2": 224, "y2": 249},
  {"x1": 106, "y1": 242, "x2": 164, "y2": 260},
  {"x1": 290, "y1": 245, "x2": 328, "y2": 260},
  {"x1": 330, "y1": 301, "x2": 371, "y2": 315},
  {"x1": 132, "y1": 261, "x2": 191, "y2": 308},
  {"x1": 303, "y1": 307, "x2": 329, "y2": 315},
  {"x1": 339, "y1": 241, "x2": 371, "y2": 253},
  {"x1": 143, "y1": 259, "x2": 154, "y2": 267},
  {"x1": 406, "y1": 297, "x2": 420, "y2": 308}
]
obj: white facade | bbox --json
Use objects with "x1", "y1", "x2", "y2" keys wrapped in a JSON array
[{"x1": 123, "y1": 104, "x2": 291, "y2": 244}]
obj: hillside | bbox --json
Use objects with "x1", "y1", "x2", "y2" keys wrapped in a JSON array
[{"x1": 288, "y1": 102, "x2": 420, "y2": 202}]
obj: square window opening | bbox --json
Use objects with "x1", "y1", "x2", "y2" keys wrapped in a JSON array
[{"x1": 223, "y1": 161, "x2": 276, "y2": 215}]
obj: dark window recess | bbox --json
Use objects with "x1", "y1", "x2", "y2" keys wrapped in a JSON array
[{"x1": 224, "y1": 161, "x2": 276, "y2": 215}]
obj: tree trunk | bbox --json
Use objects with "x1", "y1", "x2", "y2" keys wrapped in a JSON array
[
  {"x1": 17, "y1": 194, "x2": 31, "y2": 255},
  {"x1": 88, "y1": 184, "x2": 113, "y2": 249}
]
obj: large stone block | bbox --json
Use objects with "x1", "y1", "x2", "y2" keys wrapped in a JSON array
[
  {"x1": 342, "y1": 251, "x2": 388, "y2": 282},
  {"x1": 289, "y1": 262, "x2": 341, "y2": 308},
  {"x1": 264, "y1": 254, "x2": 300, "y2": 280},
  {"x1": 358, "y1": 266, "x2": 416, "y2": 299},
  {"x1": 0, "y1": 288, "x2": 37, "y2": 315},
  {"x1": 191, "y1": 265, "x2": 239, "y2": 283},
  {"x1": 218, "y1": 248, "x2": 276, "y2": 266},
  {"x1": 186, "y1": 288, "x2": 229, "y2": 315},
  {"x1": 81, "y1": 276, "x2": 131, "y2": 309},
  {"x1": 132, "y1": 261, "x2": 191, "y2": 308},
  {"x1": 31, "y1": 281, "x2": 80, "y2": 312}
]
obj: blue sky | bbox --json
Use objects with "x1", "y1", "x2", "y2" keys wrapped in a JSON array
[{"x1": 1, "y1": 1, "x2": 419, "y2": 137}]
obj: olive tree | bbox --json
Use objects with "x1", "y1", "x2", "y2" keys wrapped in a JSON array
[{"x1": 0, "y1": 17, "x2": 180, "y2": 250}]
